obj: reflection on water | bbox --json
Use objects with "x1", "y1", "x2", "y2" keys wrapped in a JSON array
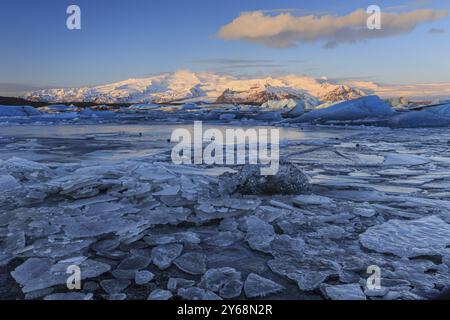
[
  {"x1": 0, "y1": 123, "x2": 363, "y2": 165},
  {"x1": 0, "y1": 123, "x2": 358, "y2": 141}
]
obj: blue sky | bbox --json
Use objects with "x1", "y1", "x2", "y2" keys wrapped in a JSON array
[{"x1": 1, "y1": 0, "x2": 449, "y2": 96}]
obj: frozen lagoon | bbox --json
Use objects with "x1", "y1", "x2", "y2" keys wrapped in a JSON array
[{"x1": 0, "y1": 123, "x2": 450, "y2": 300}]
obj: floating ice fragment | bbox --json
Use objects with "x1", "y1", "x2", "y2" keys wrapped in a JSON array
[
  {"x1": 321, "y1": 284, "x2": 366, "y2": 300},
  {"x1": 100, "y1": 279, "x2": 131, "y2": 294},
  {"x1": 199, "y1": 267, "x2": 241, "y2": 295},
  {"x1": 243, "y1": 273, "x2": 285, "y2": 298},
  {"x1": 148, "y1": 289, "x2": 173, "y2": 300},
  {"x1": 360, "y1": 216, "x2": 450, "y2": 258},
  {"x1": 174, "y1": 252, "x2": 207, "y2": 275},
  {"x1": 151, "y1": 244, "x2": 183, "y2": 270},
  {"x1": 135, "y1": 271, "x2": 154, "y2": 285}
]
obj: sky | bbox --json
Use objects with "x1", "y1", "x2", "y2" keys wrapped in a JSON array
[{"x1": 0, "y1": 0, "x2": 449, "y2": 96}]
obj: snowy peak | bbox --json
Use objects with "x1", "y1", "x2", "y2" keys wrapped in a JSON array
[
  {"x1": 25, "y1": 71, "x2": 370, "y2": 104},
  {"x1": 318, "y1": 85, "x2": 366, "y2": 102}
]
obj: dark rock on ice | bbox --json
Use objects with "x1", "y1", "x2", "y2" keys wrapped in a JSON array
[{"x1": 221, "y1": 162, "x2": 310, "y2": 195}]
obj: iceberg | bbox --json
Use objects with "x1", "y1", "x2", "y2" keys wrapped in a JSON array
[
  {"x1": 261, "y1": 99, "x2": 305, "y2": 117},
  {"x1": 0, "y1": 105, "x2": 41, "y2": 117},
  {"x1": 291, "y1": 96, "x2": 396, "y2": 123},
  {"x1": 389, "y1": 103, "x2": 450, "y2": 128},
  {"x1": 128, "y1": 103, "x2": 161, "y2": 110},
  {"x1": 79, "y1": 108, "x2": 116, "y2": 118},
  {"x1": 39, "y1": 104, "x2": 78, "y2": 113}
]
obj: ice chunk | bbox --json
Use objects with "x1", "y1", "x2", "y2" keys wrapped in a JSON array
[
  {"x1": 174, "y1": 252, "x2": 207, "y2": 275},
  {"x1": 293, "y1": 194, "x2": 333, "y2": 206},
  {"x1": 0, "y1": 175, "x2": 21, "y2": 190},
  {"x1": 360, "y1": 216, "x2": 450, "y2": 258},
  {"x1": 151, "y1": 243, "x2": 183, "y2": 270},
  {"x1": 204, "y1": 231, "x2": 243, "y2": 247},
  {"x1": 383, "y1": 154, "x2": 429, "y2": 166},
  {"x1": 44, "y1": 292, "x2": 93, "y2": 300},
  {"x1": 321, "y1": 284, "x2": 366, "y2": 300},
  {"x1": 100, "y1": 279, "x2": 131, "y2": 294},
  {"x1": 177, "y1": 287, "x2": 222, "y2": 300},
  {"x1": 317, "y1": 226, "x2": 346, "y2": 240},
  {"x1": 245, "y1": 216, "x2": 275, "y2": 253},
  {"x1": 270, "y1": 234, "x2": 306, "y2": 256},
  {"x1": 0, "y1": 157, "x2": 51, "y2": 181},
  {"x1": 11, "y1": 258, "x2": 111, "y2": 293},
  {"x1": 199, "y1": 267, "x2": 241, "y2": 296},
  {"x1": 0, "y1": 231, "x2": 25, "y2": 266},
  {"x1": 148, "y1": 289, "x2": 173, "y2": 300},
  {"x1": 243, "y1": 273, "x2": 284, "y2": 298},
  {"x1": 268, "y1": 257, "x2": 338, "y2": 291},
  {"x1": 167, "y1": 278, "x2": 195, "y2": 291},
  {"x1": 144, "y1": 231, "x2": 200, "y2": 246},
  {"x1": 117, "y1": 254, "x2": 151, "y2": 271}
]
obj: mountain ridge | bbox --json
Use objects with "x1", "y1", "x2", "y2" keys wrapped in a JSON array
[{"x1": 23, "y1": 71, "x2": 450, "y2": 105}]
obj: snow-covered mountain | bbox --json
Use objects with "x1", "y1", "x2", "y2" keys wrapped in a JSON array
[{"x1": 25, "y1": 70, "x2": 370, "y2": 104}]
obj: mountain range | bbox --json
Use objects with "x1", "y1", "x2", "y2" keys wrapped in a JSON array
[{"x1": 24, "y1": 71, "x2": 450, "y2": 105}]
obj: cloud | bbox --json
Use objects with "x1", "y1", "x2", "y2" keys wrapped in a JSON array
[
  {"x1": 428, "y1": 27, "x2": 446, "y2": 34},
  {"x1": 218, "y1": 8, "x2": 448, "y2": 48},
  {"x1": 191, "y1": 59, "x2": 275, "y2": 65}
]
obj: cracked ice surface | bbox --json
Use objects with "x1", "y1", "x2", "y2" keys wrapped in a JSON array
[{"x1": 1, "y1": 124, "x2": 450, "y2": 300}]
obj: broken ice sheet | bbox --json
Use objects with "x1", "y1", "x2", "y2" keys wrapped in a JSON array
[
  {"x1": 199, "y1": 267, "x2": 242, "y2": 298},
  {"x1": 245, "y1": 216, "x2": 275, "y2": 253},
  {"x1": 151, "y1": 243, "x2": 183, "y2": 270},
  {"x1": 177, "y1": 287, "x2": 222, "y2": 300},
  {"x1": 174, "y1": 252, "x2": 207, "y2": 275},
  {"x1": 321, "y1": 284, "x2": 366, "y2": 300},
  {"x1": 11, "y1": 257, "x2": 111, "y2": 293},
  {"x1": 0, "y1": 157, "x2": 52, "y2": 181},
  {"x1": 27, "y1": 238, "x2": 94, "y2": 259},
  {"x1": 268, "y1": 256, "x2": 339, "y2": 291},
  {"x1": 383, "y1": 154, "x2": 430, "y2": 166},
  {"x1": 244, "y1": 273, "x2": 284, "y2": 298},
  {"x1": 360, "y1": 216, "x2": 450, "y2": 258}
]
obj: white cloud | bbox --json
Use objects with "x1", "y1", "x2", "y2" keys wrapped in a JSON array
[{"x1": 218, "y1": 8, "x2": 448, "y2": 48}]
